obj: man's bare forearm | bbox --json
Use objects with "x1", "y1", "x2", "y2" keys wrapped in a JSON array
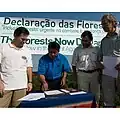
[
  {"x1": 62, "y1": 72, "x2": 67, "y2": 79},
  {"x1": 0, "y1": 64, "x2": 3, "y2": 81},
  {"x1": 39, "y1": 75, "x2": 47, "y2": 84},
  {"x1": 27, "y1": 67, "x2": 32, "y2": 83}
]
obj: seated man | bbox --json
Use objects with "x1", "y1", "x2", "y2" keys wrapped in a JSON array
[{"x1": 37, "y1": 42, "x2": 71, "y2": 91}]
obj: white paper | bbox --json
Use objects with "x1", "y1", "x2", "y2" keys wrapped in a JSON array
[
  {"x1": 70, "y1": 91, "x2": 87, "y2": 95},
  {"x1": 44, "y1": 90, "x2": 63, "y2": 95},
  {"x1": 103, "y1": 56, "x2": 120, "y2": 78},
  {"x1": 60, "y1": 89, "x2": 70, "y2": 93},
  {"x1": 18, "y1": 93, "x2": 45, "y2": 101}
]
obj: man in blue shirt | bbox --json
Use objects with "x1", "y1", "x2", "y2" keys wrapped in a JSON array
[{"x1": 38, "y1": 42, "x2": 71, "y2": 90}]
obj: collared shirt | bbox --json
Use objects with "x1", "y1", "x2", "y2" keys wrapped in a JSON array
[
  {"x1": 72, "y1": 46, "x2": 99, "y2": 71},
  {"x1": 37, "y1": 53, "x2": 71, "y2": 80},
  {"x1": 0, "y1": 43, "x2": 33, "y2": 90},
  {"x1": 98, "y1": 32, "x2": 120, "y2": 61}
]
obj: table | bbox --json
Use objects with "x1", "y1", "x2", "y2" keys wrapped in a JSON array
[{"x1": 19, "y1": 92, "x2": 97, "y2": 108}]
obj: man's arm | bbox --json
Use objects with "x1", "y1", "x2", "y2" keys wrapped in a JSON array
[
  {"x1": 38, "y1": 57, "x2": 47, "y2": 84},
  {"x1": 96, "y1": 43, "x2": 104, "y2": 85},
  {"x1": 97, "y1": 41, "x2": 103, "y2": 62},
  {"x1": 61, "y1": 71, "x2": 67, "y2": 87},
  {"x1": 96, "y1": 45, "x2": 104, "y2": 70},
  {"x1": 27, "y1": 67, "x2": 32, "y2": 83},
  {"x1": 0, "y1": 45, "x2": 4, "y2": 95},
  {"x1": 0, "y1": 70, "x2": 4, "y2": 95},
  {"x1": 39, "y1": 75, "x2": 48, "y2": 91},
  {"x1": 26, "y1": 50, "x2": 33, "y2": 92},
  {"x1": 114, "y1": 37, "x2": 120, "y2": 71},
  {"x1": 61, "y1": 56, "x2": 71, "y2": 87},
  {"x1": 38, "y1": 57, "x2": 48, "y2": 91},
  {"x1": 71, "y1": 48, "x2": 78, "y2": 88},
  {"x1": 62, "y1": 72, "x2": 67, "y2": 79},
  {"x1": 39, "y1": 75, "x2": 47, "y2": 84}
]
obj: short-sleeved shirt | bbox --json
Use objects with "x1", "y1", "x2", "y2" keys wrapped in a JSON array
[
  {"x1": 72, "y1": 46, "x2": 99, "y2": 71},
  {"x1": 98, "y1": 32, "x2": 120, "y2": 61},
  {"x1": 0, "y1": 43, "x2": 33, "y2": 90},
  {"x1": 37, "y1": 53, "x2": 71, "y2": 80}
]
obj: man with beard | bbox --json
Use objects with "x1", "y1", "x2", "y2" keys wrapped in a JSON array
[{"x1": 99, "y1": 14, "x2": 120, "y2": 107}]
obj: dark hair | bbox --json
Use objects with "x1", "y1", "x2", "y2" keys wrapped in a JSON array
[
  {"x1": 81, "y1": 31, "x2": 93, "y2": 41},
  {"x1": 14, "y1": 27, "x2": 29, "y2": 37},
  {"x1": 48, "y1": 42, "x2": 60, "y2": 52}
]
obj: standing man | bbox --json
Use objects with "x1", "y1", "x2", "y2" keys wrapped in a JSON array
[
  {"x1": 0, "y1": 27, "x2": 33, "y2": 107},
  {"x1": 99, "y1": 14, "x2": 120, "y2": 107},
  {"x1": 72, "y1": 31, "x2": 100, "y2": 103},
  {"x1": 37, "y1": 41, "x2": 71, "y2": 90}
]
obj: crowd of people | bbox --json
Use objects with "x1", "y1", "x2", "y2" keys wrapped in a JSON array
[{"x1": 0, "y1": 13, "x2": 120, "y2": 108}]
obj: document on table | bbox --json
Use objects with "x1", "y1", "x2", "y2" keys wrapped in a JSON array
[
  {"x1": 44, "y1": 90, "x2": 63, "y2": 95},
  {"x1": 18, "y1": 93, "x2": 45, "y2": 101},
  {"x1": 70, "y1": 91, "x2": 86, "y2": 95},
  {"x1": 60, "y1": 89, "x2": 70, "y2": 93},
  {"x1": 103, "y1": 56, "x2": 120, "y2": 78}
]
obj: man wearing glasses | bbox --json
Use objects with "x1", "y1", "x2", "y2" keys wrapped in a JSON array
[
  {"x1": 0, "y1": 27, "x2": 33, "y2": 107},
  {"x1": 72, "y1": 31, "x2": 101, "y2": 104},
  {"x1": 38, "y1": 41, "x2": 71, "y2": 91}
]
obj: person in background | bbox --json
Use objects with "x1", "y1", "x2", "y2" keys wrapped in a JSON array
[
  {"x1": 98, "y1": 14, "x2": 120, "y2": 107},
  {"x1": 0, "y1": 27, "x2": 33, "y2": 107},
  {"x1": 72, "y1": 30, "x2": 101, "y2": 104},
  {"x1": 37, "y1": 41, "x2": 71, "y2": 90}
]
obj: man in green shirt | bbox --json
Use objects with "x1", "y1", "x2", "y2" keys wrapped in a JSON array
[{"x1": 99, "y1": 14, "x2": 120, "y2": 107}]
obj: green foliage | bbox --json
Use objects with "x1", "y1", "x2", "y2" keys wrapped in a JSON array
[
  {"x1": 32, "y1": 72, "x2": 75, "y2": 91},
  {"x1": 66, "y1": 73, "x2": 76, "y2": 88}
]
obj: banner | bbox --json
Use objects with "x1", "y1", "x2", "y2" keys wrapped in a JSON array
[{"x1": 0, "y1": 17, "x2": 107, "y2": 55}]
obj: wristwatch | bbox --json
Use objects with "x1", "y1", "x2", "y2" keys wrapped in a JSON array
[{"x1": 28, "y1": 81, "x2": 32, "y2": 83}]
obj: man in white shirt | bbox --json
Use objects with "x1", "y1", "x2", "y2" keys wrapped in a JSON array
[
  {"x1": 0, "y1": 27, "x2": 33, "y2": 107},
  {"x1": 72, "y1": 31, "x2": 101, "y2": 104}
]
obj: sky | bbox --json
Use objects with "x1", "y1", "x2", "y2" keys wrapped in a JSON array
[{"x1": 0, "y1": 12, "x2": 120, "y2": 21}]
